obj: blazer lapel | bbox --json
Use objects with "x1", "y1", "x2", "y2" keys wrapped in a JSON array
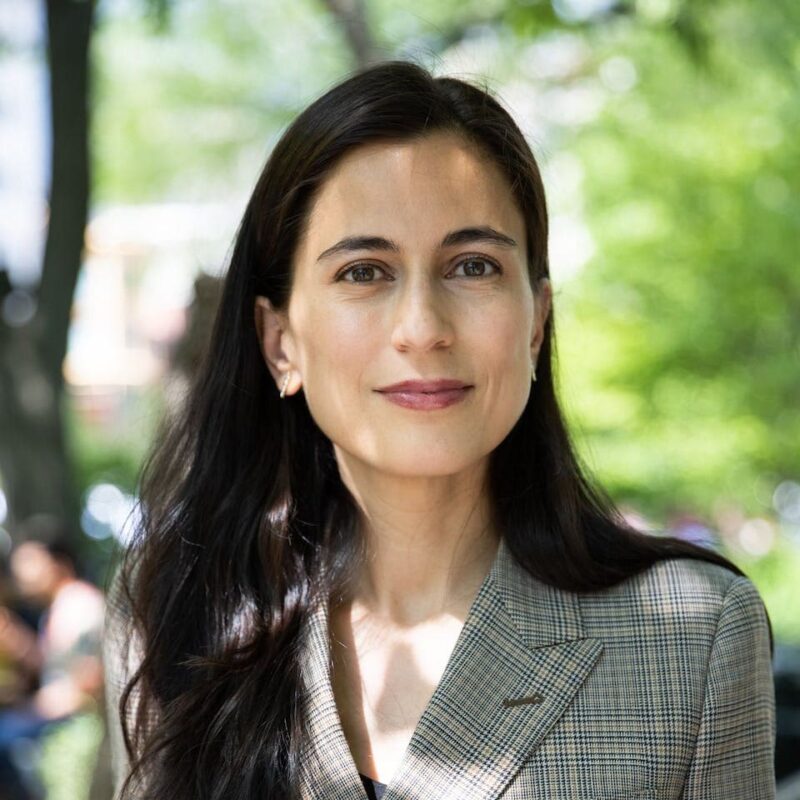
[
  {"x1": 298, "y1": 537, "x2": 604, "y2": 800},
  {"x1": 298, "y1": 589, "x2": 369, "y2": 800},
  {"x1": 385, "y1": 537, "x2": 604, "y2": 800}
]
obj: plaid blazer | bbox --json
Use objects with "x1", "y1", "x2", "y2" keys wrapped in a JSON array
[{"x1": 103, "y1": 536, "x2": 776, "y2": 799}]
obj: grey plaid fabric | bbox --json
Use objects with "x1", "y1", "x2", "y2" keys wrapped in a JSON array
[
  {"x1": 102, "y1": 565, "x2": 146, "y2": 800},
  {"x1": 297, "y1": 537, "x2": 775, "y2": 800},
  {"x1": 103, "y1": 536, "x2": 776, "y2": 799}
]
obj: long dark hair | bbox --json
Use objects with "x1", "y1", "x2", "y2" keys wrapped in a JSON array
[{"x1": 109, "y1": 60, "x2": 765, "y2": 800}]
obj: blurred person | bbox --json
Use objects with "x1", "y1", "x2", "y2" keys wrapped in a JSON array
[
  {"x1": 0, "y1": 557, "x2": 41, "y2": 709},
  {"x1": 0, "y1": 539, "x2": 104, "y2": 799},
  {"x1": 105, "y1": 61, "x2": 775, "y2": 800}
]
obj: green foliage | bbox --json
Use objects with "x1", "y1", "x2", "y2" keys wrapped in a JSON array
[
  {"x1": 556, "y1": 1, "x2": 800, "y2": 520},
  {"x1": 726, "y1": 535, "x2": 800, "y2": 643},
  {"x1": 92, "y1": 1, "x2": 349, "y2": 202},
  {"x1": 66, "y1": 382, "x2": 166, "y2": 496},
  {"x1": 37, "y1": 712, "x2": 105, "y2": 800}
]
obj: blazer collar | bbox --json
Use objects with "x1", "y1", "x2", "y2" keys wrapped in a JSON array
[{"x1": 298, "y1": 536, "x2": 604, "y2": 800}]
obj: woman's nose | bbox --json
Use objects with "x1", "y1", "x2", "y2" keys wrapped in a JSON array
[{"x1": 389, "y1": 273, "x2": 455, "y2": 352}]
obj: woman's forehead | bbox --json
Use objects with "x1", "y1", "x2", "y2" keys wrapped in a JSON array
[
  {"x1": 324, "y1": 132, "x2": 492, "y2": 187},
  {"x1": 296, "y1": 132, "x2": 525, "y2": 260}
]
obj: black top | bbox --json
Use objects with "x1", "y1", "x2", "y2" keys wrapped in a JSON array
[{"x1": 359, "y1": 771, "x2": 388, "y2": 800}]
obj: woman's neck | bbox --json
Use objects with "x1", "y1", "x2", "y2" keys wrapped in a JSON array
[
  {"x1": 332, "y1": 445, "x2": 500, "y2": 624},
  {"x1": 343, "y1": 521, "x2": 500, "y2": 628}
]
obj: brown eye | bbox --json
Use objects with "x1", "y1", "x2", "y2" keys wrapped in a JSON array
[
  {"x1": 336, "y1": 264, "x2": 390, "y2": 283},
  {"x1": 451, "y1": 257, "x2": 501, "y2": 278}
]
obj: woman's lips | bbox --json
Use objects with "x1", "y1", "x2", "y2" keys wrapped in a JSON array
[
  {"x1": 376, "y1": 379, "x2": 470, "y2": 392},
  {"x1": 377, "y1": 386, "x2": 472, "y2": 410}
]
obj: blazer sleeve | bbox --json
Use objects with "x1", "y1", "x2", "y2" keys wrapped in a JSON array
[
  {"x1": 102, "y1": 565, "x2": 145, "y2": 800},
  {"x1": 680, "y1": 575, "x2": 776, "y2": 799}
]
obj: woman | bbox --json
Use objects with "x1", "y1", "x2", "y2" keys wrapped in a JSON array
[{"x1": 102, "y1": 60, "x2": 776, "y2": 800}]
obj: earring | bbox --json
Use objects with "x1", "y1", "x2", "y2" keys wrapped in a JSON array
[
  {"x1": 531, "y1": 361, "x2": 537, "y2": 383},
  {"x1": 279, "y1": 370, "x2": 291, "y2": 399}
]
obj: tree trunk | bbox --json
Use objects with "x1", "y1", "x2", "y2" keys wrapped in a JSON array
[
  {"x1": 319, "y1": 0, "x2": 379, "y2": 68},
  {"x1": 0, "y1": 0, "x2": 95, "y2": 538}
]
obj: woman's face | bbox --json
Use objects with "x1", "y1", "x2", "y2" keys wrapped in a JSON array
[{"x1": 256, "y1": 131, "x2": 551, "y2": 479}]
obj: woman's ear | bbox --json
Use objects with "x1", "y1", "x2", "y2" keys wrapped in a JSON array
[
  {"x1": 254, "y1": 296, "x2": 293, "y2": 386},
  {"x1": 530, "y1": 277, "x2": 552, "y2": 361}
]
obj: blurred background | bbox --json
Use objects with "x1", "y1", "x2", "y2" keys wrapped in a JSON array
[{"x1": 0, "y1": 0, "x2": 798, "y2": 796}]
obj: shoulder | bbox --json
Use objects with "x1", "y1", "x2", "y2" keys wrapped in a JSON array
[
  {"x1": 607, "y1": 554, "x2": 740, "y2": 597},
  {"x1": 103, "y1": 554, "x2": 142, "y2": 625},
  {"x1": 579, "y1": 556, "x2": 769, "y2": 645},
  {"x1": 573, "y1": 556, "x2": 773, "y2": 733},
  {"x1": 102, "y1": 556, "x2": 146, "y2": 690}
]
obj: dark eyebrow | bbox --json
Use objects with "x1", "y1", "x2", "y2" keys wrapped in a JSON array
[
  {"x1": 317, "y1": 236, "x2": 400, "y2": 262},
  {"x1": 440, "y1": 226, "x2": 518, "y2": 250},
  {"x1": 315, "y1": 226, "x2": 518, "y2": 263}
]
